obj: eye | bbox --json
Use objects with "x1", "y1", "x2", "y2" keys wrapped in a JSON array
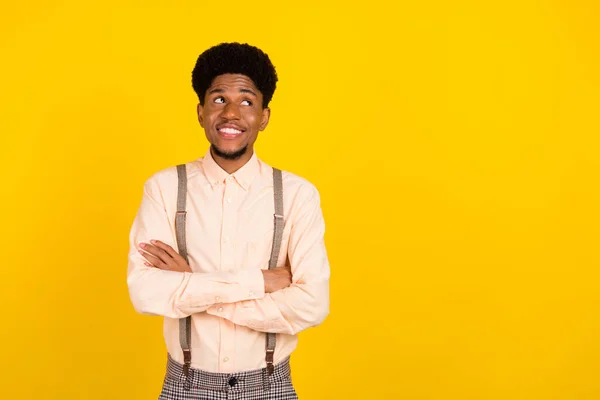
[
  {"x1": 213, "y1": 97, "x2": 225, "y2": 104},
  {"x1": 241, "y1": 99, "x2": 252, "y2": 106}
]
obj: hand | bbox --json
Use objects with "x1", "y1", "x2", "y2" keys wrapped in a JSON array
[
  {"x1": 138, "y1": 240, "x2": 192, "y2": 273},
  {"x1": 262, "y1": 265, "x2": 292, "y2": 293}
]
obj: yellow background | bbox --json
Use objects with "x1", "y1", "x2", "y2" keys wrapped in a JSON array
[{"x1": 1, "y1": 1, "x2": 599, "y2": 399}]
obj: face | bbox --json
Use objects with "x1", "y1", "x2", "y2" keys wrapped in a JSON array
[{"x1": 197, "y1": 74, "x2": 270, "y2": 162}]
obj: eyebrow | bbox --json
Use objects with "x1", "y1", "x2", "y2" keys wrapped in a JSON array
[
  {"x1": 239, "y1": 88, "x2": 257, "y2": 97},
  {"x1": 208, "y1": 88, "x2": 258, "y2": 97}
]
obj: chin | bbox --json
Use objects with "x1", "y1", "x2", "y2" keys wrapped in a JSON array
[
  {"x1": 220, "y1": 146, "x2": 246, "y2": 154},
  {"x1": 212, "y1": 143, "x2": 249, "y2": 160}
]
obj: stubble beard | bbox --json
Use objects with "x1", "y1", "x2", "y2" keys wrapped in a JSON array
[{"x1": 211, "y1": 143, "x2": 248, "y2": 161}]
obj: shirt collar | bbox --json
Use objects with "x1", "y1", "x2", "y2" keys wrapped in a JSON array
[{"x1": 202, "y1": 148, "x2": 259, "y2": 191}]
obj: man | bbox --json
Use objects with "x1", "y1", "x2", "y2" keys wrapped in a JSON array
[{"x1": 127, "y1": 42, "x2": 330, "y2": 399}]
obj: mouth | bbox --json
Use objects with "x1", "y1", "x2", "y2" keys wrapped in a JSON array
[{"x1": 217, "y1": 124, "x2": 245, "y2": 139}]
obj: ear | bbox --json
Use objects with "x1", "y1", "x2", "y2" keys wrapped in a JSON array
[
  {"x1": 259, "y1": 107, "x2": 271, "y2": 131},
  {"x1": 196, "y1": 103, "x2": 204, "y2": 127}
]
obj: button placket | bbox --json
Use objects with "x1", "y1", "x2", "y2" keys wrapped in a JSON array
[
  {"x1": 221, "y1": 180, "x2": 236, "y2": 268},
  {"x1": 219, "y1": 180, "x2": 240, "y2": 375}
]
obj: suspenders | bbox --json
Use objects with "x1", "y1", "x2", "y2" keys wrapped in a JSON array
[
  {"x1": 266, "y1": 167, "x2": 284, "y2": 375},
  {"x1": 175, "y1": 164, "x2": 284, "y2": 380}
]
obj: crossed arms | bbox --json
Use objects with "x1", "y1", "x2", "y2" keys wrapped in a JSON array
[{"x1": 126, "y1": 175, "x2": 330, "y2": 335}]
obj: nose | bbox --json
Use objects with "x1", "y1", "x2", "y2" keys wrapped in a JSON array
[{"x1": 221, "y1": 101, "x2": 241, "y2": 120}]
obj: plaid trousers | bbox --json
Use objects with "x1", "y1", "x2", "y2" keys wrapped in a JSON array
[{"x1": 158, "y1": 354, "x2": 299, "y2": 400}]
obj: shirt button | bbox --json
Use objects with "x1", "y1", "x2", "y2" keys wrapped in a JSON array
[
  {"x1": 215, "y1": 296, "x2": 220, "y2": 302},
  {"x1": 224, "y1": 236, "x2": 230, "y2": 243},
  {"x1": 218, "y1": 307, "x2": 223, "y2": 313},
  {"x1": 223, "y1": 357, "x2": 229, "y2": 363},
  {"x1": 228, "y1": 176, "x2": 234, "y2": 181},
  {"x1": 227, "y1": 197, "x2": 232, "y2": 203},
  {"x1": 249, "y1": 291, "x2": 254, "y2": 297}
]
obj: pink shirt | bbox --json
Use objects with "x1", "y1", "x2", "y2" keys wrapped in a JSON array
[{"x1": 127, "y1": 150, "x2": 330, "y2": 373}]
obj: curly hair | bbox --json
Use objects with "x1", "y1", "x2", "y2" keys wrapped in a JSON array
[{"x1": 191, "y1": 42, "x2": 278, "y2": 108}]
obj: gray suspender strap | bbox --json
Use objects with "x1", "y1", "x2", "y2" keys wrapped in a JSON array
[
  {"x1": 266, "y1": 167, "x2": 284, "y2": 375},
  {"x1": 175, "y1": 164, "x2": 192, "y2": 380}
]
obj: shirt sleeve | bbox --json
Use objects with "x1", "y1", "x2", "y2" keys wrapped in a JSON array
[
  {"x1": 126, "y1": 174, "x2": 265, "y2": 319},
  {"x1": 205, "y1": 184, "x2": 330, "y2": 335}
]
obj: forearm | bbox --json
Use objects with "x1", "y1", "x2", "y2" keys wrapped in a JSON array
[
  {"x1": 127, "y1": 256, "x2": 265, "y2": 318},
  {"x1": 206, "y1": 279, "x2": 329, "y2": 335}
]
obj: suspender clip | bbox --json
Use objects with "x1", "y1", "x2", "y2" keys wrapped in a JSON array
[
  {"x1": 265, "y1": 349, "x2": 275, "y2": 376},
  {"x1": 183, "y1": 349, "x2": 191, "y2": 377}
]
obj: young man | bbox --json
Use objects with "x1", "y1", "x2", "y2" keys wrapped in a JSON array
[{"x1": 127, "y1": 42, "x2": 330, "y2": 399}]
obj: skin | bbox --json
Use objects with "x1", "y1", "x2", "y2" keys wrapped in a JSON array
[{"x1": 139, "y1": 73, "x2": 291, "y2": 293}]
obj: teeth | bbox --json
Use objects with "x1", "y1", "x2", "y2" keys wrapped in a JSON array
[{"x1": 220, "y1": 127, "x2": 242, "y2": 134}]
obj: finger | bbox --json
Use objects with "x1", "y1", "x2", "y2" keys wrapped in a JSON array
[
  {"x1": 140, "y1": 243, "x2": 172, "y2": 264},
  {"x1": 139, "y1": 249, "x2": 167, "y2": 269},
  {"x1": 150, "y1": 240, "x2": 182, "y2": 259}
]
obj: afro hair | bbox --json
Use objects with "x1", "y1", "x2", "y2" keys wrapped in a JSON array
[{"x1": 191, "y1": 42, "x2": 278, "y2": 108}]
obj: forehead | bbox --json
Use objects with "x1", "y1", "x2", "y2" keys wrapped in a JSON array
[{"x1": 209, "y1": 74, "x2": 260, "y2": 92}]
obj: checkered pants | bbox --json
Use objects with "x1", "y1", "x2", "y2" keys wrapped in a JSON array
[{"x1": 158, "y1": 354, "x2": 299, "y2": 400}]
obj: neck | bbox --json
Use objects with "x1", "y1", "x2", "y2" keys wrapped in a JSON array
[{"x1": 210, "y1": 147, "x2": 254, "y2": 174}]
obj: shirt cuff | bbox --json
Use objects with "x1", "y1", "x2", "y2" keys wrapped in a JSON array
[
  {"x1": 234, "y1": 268, "x2": 265, "y2": 302},
  {"x1": 204, "y1": 269, "x2": 265, "y2": 317},
  {"x1": 179, "y1": 268, "x2": 265, "y2": 312}
]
